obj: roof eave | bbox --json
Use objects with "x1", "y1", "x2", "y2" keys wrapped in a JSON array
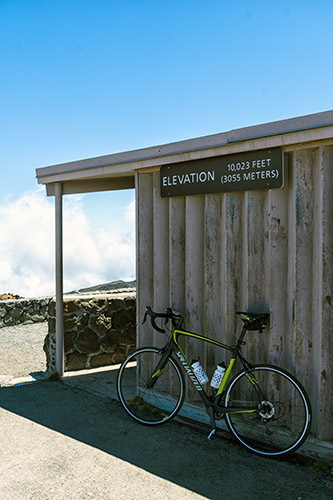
[{"x1": 36, "y1": 110, "x2": 333, "y2": 192}]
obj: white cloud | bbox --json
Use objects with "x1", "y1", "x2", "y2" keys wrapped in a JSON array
[
  {"x1": 125, "y1": 199, "x2": 135, "y2": 225},
  {"x1": 0, "y1": 188, "x2": 135, "y2": 297}
]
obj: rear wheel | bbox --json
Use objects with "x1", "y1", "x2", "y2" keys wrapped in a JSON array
[
  {"x1": 117, "y1": 347, "x2": 185, "y2": 425},
  {"x1": 224, "y1": 365, "x2": 311, "y2": 456}
]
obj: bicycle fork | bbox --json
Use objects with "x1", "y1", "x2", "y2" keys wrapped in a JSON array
[{"x1": 145, "y1": 347, "x2": 172, "y2": 389}]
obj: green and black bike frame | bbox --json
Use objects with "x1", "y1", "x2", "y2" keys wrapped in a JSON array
[{"x1": 147, "y1": 325, "x2": 260, "y2": 417}]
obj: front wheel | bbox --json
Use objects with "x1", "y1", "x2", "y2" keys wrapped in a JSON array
[
  {"x1": 117, "y1": 347, "x2": 185, "y2": 425},
  {"x1": 224, "y1": 365, "x2": 312, "y2": 457}
]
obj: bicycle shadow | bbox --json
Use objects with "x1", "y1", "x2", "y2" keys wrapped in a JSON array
[
  {"x1": 0, "y1": 376, "x2": 260, "y2": 500},
  {"x1": 0, "y1": 374, "x2": 320, "y2": 500}
]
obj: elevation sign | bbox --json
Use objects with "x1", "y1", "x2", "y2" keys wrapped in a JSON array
[{"x1": 160, "y1": 148, "x2": 284, "y2": 197}]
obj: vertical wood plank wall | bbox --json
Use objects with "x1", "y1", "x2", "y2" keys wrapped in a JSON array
[{"x1": 137, "y1": 146, "x2": 333, "y2": 440}]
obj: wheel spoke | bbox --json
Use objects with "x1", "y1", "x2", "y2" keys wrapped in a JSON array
[
  {"x1": 225, "y1": 365, "x2": 311, "y2": 456},
  {"x1": 117, "y1": 347, "x2": 184, "y2": 425}
]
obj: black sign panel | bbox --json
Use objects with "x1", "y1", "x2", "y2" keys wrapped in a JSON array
[{"x1": 160, "y1": 148, "x2": 284, "y2": 198}]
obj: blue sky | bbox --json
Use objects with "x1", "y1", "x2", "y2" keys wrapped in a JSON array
[{"x1": 1, "y1": 0, "x2": 332, "y2": 296}]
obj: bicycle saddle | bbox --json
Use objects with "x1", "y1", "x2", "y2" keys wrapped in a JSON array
[{"x1": 236, "y1": 311, "x2": 269, "y2": 331}]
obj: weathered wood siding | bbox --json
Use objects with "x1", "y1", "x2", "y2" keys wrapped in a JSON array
[{"x1": 137, "y1": 145, "x2": 333, "y2": 440}]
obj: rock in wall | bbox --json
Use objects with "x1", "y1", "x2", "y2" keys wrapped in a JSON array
[
  {"x1": 45, "y1": 294, "x2": 136, "y2": 372},
  {"x1": 0, "y1": 298, "x2": 51, "y2": 328}
]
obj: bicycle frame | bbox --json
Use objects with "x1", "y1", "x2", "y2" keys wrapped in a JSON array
[
  {"x1": 147, "y1": 325, "x2": 259, "y2": 416},
  {"x1": 118, "y1": 308, "x2": 312, "y2": 455}
]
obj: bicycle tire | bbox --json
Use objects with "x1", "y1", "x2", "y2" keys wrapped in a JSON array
[
  {"x1": 117, "y1": 347, "x2": 185, "y2": 425},
  {"x1": 224, "y1": 364, "x2": 312, "y2": 457}
]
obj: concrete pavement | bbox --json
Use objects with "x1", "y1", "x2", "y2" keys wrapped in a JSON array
[{"x1": 1, "y1": 367, "x2": 333, "y2": 500}]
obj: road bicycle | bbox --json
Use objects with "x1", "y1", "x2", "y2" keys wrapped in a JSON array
[{"x1": 117, "y1": 307, "x2": 312, "y2": 457}]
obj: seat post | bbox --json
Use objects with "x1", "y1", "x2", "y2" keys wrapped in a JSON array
[{"x1": 234, "y1": 326, "x2": 247, "y2": 354}]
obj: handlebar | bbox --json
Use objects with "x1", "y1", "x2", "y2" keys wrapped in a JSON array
[{"x1": 142, "y1": 306, "x2": 184, "y2": 333}]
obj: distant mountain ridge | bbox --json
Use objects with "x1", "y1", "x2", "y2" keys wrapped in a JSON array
[
  {"x1": 66, "y1": 279, "x2": 136, "y2": 295},
  {"x1": 0, "y1": 280, "x2": 136, "y2": 301}
]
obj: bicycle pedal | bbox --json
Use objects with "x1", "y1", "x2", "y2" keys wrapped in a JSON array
[{"x1": 207, "y1": 429, "x2": 216, "y2": 441}]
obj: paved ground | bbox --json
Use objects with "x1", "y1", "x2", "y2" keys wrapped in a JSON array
[
  {"x1": 0, "y1": 322, "x2": 47, "y2": 378},
  {"x1": 0, "y1": 323, "x2": 332, "y2": 499},
  {"x1": 1, "y1": 379, "x2": 333, "y2": 500}
]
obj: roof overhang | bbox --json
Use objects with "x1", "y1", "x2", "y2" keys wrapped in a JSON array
[{"x1": 36, "y1": 110, "x2": 333, "y2": 196}]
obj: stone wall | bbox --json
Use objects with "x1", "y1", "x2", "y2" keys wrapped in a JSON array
[
  {"x1": 45, "y1": 294, "x2": 136, "y2": 373},
  {"x1": 0, "y1": 298, "x2": 51, "y2": 328}
]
